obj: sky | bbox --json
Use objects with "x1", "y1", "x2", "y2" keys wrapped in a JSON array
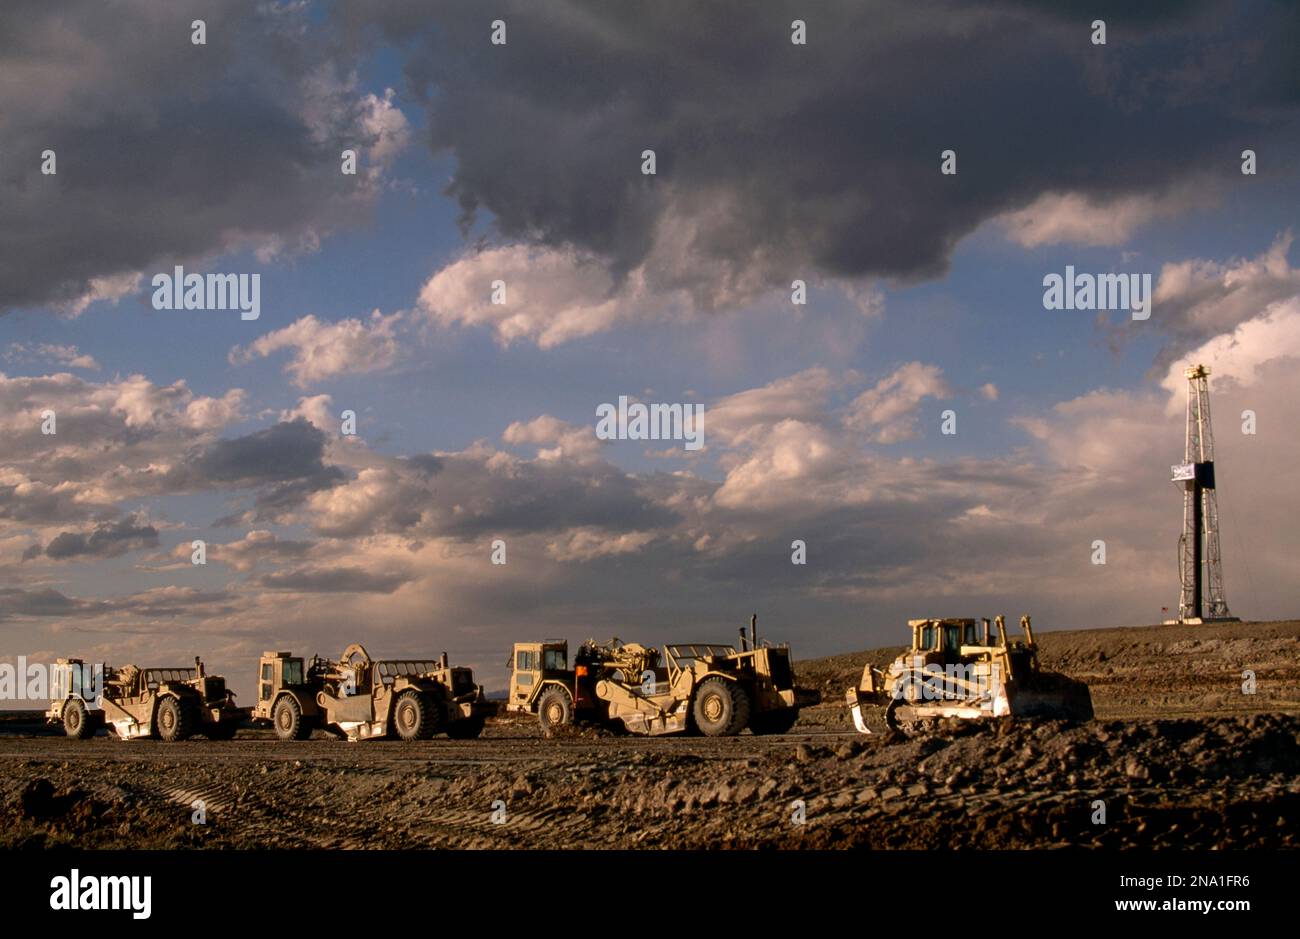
[{"x1": 2, "y1": 0, "x2": 1299, "y2": 700}]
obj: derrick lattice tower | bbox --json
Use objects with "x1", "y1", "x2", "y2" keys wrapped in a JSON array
[{"x1": 1172, "y1": 364, "x2": 1234, "y2": 622}]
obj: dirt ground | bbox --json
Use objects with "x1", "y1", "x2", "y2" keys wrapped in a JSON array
[{"x1": 2, "y1": 619, "x2": 1297, "y2": 849}]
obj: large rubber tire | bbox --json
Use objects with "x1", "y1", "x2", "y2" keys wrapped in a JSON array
[
  {"x1": 693, "y1": 678, "x2": 750, "y2": 737},
  {"x1": 205, "y1": 720, "x2": 239, "y2": 740},
  {"x1": 425, "y1": 697, "x2": 448, "y2": 737},
  {"x1": 394, "y1": 690, "x2": 435, "y2": 741},
  {"x1": 273, "y1": 694, "x2": 313, "y2": 741},
  {"x1": 446, "y1": 716, "x2": 486, "y2": 740},
  {"x1": 62, "y1": 698, "x2": 95, "y2": 740},
  {"x1": 537, "y1": 687, "x2": 573, "y2": 731},
  {"x1": 749, "y1": 709, "x2": 799, "y2": 735},
  {"x1": 155, "y1": 696, "x2": 193, "y2": 742}
]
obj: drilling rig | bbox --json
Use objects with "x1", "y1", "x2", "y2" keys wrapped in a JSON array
[{"x1": 1169, "y1": 364, "x2": 1238, "y2": 624}]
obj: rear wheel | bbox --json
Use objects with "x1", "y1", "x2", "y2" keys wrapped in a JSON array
[
  {"x1": 446, "y1": 716, "x2": 485, "y2": 740},
  {"x1": 693, "y1": 678, "x2": 750, "y2": 737},
  {"x1": 62, "y1": 698, "x2": 95, "y2": 739},
  {"x1": 394, "y1": 690, "x2": 435, "y2": 741},
  {"x1": 155, "y1": 696, "x2": 193, "y2": 742},
  {"x1": 273, "y1": 695, "x2": 312, "y2": 741},
  {"x1": 537, "y1": 688, "x2": 573, "y2": 731}
]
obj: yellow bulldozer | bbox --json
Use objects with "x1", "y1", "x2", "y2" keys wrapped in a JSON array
[{"x1": 846, "y1": 615, "x2": 1093, "y2": 733}]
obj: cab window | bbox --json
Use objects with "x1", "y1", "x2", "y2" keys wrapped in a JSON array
[
  {"x1": 919, "y1": 625, "x2": 935, "y2": 650},
  {"x1": 543, "y1": 648, "x2": 567, "y2": 670},
  {"x1": 516, "y1": 650, "x2": 537, "y2": 671},
  {"x1": 942, "y1": 625, "x2": 961, "y2": 656}
]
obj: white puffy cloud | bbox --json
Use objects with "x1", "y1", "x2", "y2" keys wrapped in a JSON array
[
  {"x1": 545, "y1": 527, "x2": 657, "y2": 562},
  {"x1": 62, "y1": 271, "x2": 142, "y2": 317},
  {"x1": 503, "y1": 415, "x2": 602, "y2": 462},
  {"x1": 1157, "y1": 298, "x2": 1300, "y2": 408},
  {"x1": 358, "y1": 87, "x2": 411, "y2": 168},
  {"x1": 711, "y1": 418, "x2": 852, "y2": 512},
  {"x1": 280, "y1": 394, "x2": 337, "y2": 432},
  {"x1": 1151, "y1": 232, "x2": 1300, "y2": 350},
  {"x1": 416, "y1": 222, "x2": 886, "y2": 349},
  {"x1": 4, "y1": 343, "x2": 100, "y2": 370},
  {"x1": 707, "y1": 367, "x2": 835, "y2": 447},
  {"x1": 843, "y1": 362, "x2": 951, "y2": 443},
  {"x1": 417, "y1": 245, "x2": 637, "y2": 347},
  {"x1": 231, "y1": 311, "x2": 403, "y2": 387},
  {"x1": 997, "y1": 187, "x2": 1206, "y2": 248}
]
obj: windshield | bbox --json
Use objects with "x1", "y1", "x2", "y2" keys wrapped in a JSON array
[
  {"x1": 283, "y1": 659, "x2": 304, "y2": 685},
  {"x1": 942, "y1": 625, "x2": 962, "y2": 655}
]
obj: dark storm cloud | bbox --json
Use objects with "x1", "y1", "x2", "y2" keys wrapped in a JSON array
[
  {"x1": 341, "y1": 0, "x2": 1300, "y2": 302},
  {"x1": 401, "y1": 454, "x2": 445, "y2": 476},
  {"x1": 0, "y1": 585, "x2": 233, "y2": 622},
  {"x1": 0, "y1": 587, "x2": 102, "y2": 620},
  {"x1": 0, "y1": 483, "x2": 91, "y2": 525},
  {"x1": 188, "y1": 419, "x2": 339, "y2": 487},
  {"x1": 35, "y1": 515, "x2": 160, "y2": 561},
  {"x1": 182, "y1": 419, "x2": 346, "y2": 521},
  {"x1": 0, "y1": 0, "x2": 382, "y2": 312},
  {"x1": 424, "y1": 457, "x2": 679, "y2": 540}
]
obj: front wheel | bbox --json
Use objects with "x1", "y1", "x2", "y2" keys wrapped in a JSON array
[
  {"x1": 63, "y1": 698, "x2": 95, "y2": 739},
  {"x1": 537, "y1": 688, "x2": 573, "y2": 732},
  {"x1": 273, "y1": 694, "x2": 312, "y2": 741}
]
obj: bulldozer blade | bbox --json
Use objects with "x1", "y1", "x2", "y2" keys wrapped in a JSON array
[{"x1": 1005, "y1": 685, "x2": 1094, "y2": 722}]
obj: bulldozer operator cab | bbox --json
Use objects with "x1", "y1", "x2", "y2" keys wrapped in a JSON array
[
  {"x1": 913, "y1": 619, "x2": 990, "y2": 666},
  {"x1": 911, "y1": 617, "x2": 1030, "y2": 672}
]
